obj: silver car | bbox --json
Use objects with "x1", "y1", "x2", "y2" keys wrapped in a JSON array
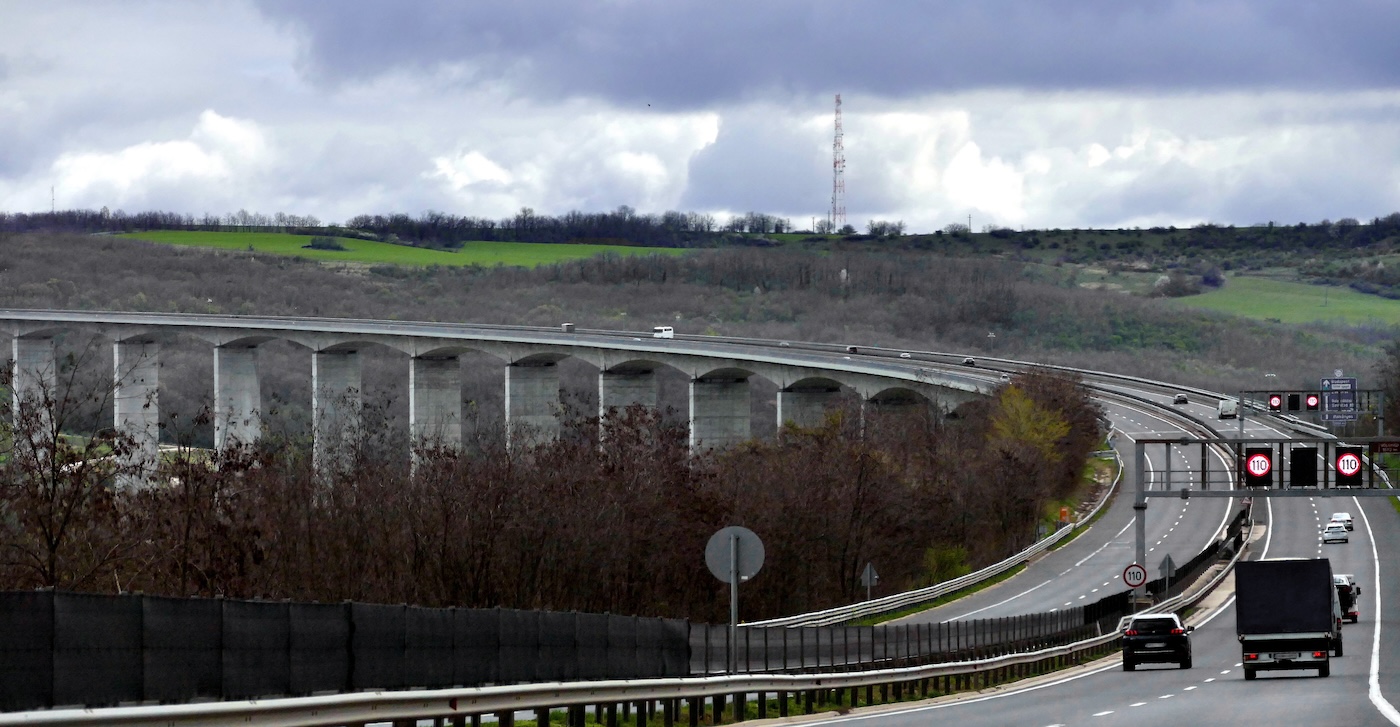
[{"x1": 1323, "y1": 523, "x2": 1349, "y2": 544}]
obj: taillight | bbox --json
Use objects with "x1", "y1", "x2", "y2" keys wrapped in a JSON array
[
  {"x1": 1124, "y1": 629, "x2": 1138, "y2": 636},
  {"x1": 1244, "y1": 653, "x2": 1258, "y2": 660},
  {"x1": 1170, "y1": 628, "x2": 1184, "y2": 635},
  {"x1": 1313, "y1": 651, "x2": 1327, "y2": 658}
]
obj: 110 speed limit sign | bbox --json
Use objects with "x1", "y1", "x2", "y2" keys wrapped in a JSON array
[
  {"x1": 1246, "y1": 453, "x2": 1271, "y2": 477},
  {"x1": 1123, "y1": 563, "x2": 1148, "y2": 588},
  {"x1": 1337, "y1": 452, "x2": 1362, "y2": 478}
]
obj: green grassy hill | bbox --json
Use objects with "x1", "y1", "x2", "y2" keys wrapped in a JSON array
[{"x1": 117, "y1": 230, "x2": 688, "y2": 267}]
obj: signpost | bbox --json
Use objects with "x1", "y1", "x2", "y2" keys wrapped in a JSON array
[
  {"x1": 705, "y1": 526, "x2": 765, "y2": 673},
  {"x1": 860, "y1": 562, "x2": 879, "y2": 601},
  {"x1": 1159, "y1": 554, "x2": 1176, "y2": 596}
]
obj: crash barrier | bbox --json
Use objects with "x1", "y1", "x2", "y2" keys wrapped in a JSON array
[
  {"x1": 1, "y1": 504, "x2": 1248, "y2": 714},
  {"x1": 0, "y1": 592, "x2": 687, "y2": 712}
]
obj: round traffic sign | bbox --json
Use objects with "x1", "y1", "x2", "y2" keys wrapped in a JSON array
[
  {"x1": 1268, "y1": 394, "x2": 1282, "y2": 409},
  {"x1": 1123, "y1": 563, "x2": 1148, "y2": 588},
  {"x1": 1246, "y1": 453, "x2": 1272, "y2": 478},
  {"x1": 1337, "y1": 452, "x2": 1362, "y2": 478},
  {"x1": 705, "y1": 526, "x2": 765, "y2": 584}
]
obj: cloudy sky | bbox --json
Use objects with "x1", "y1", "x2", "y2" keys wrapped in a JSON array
[{"x1": 2, "y1": 1, "x2": 1398, "y2": 232}]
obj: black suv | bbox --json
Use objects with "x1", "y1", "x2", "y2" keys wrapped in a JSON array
[{"x1": 1122, "y1": 614, "x2": 1193, "y2": 670}]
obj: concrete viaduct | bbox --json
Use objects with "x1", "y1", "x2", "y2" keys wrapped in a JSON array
[{"x1": 2, "y1": 310, "x2": 991, "y2": 484}]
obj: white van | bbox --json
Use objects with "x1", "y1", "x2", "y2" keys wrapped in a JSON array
[
  {"x1": 652, "y1": 326, "x2": 674, "y2": 339},
  {"x1": 1217, "y1": 398, "x2": 1239, "y2": 419}
]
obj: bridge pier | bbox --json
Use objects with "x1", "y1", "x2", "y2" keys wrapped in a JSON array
[
  {"x1": 599, "y1": 369, "x2": 658, "y2": 416},
  {"x1": 777, "y1": 385, "x2": 841, "y2": 429},
  {"x1": 689, "y1": 376, "x2": 750, "y2": 451},
  {"x1": 11, "y1": 336, "x2": 56, "y2": 428},
  {"x1": 312, "y1": 350, "x2": 362, "y2": 474},
  {"x1": 505, "y1": 361, "x2": 560, "y2": 447},
  {"x1": 410, "y1": 356, "x2": 462, "y2": 450},
  {"x1": 214, "y1": 344, "x2": 261, "y2": 450},
  {"x1": 113, "y1": 340, "x2": 160, "y2": 488}
]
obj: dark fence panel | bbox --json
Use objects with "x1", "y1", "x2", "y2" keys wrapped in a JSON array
[
  {"x1": 453, "y1": 608, "x2": 499, "y2": 686},
  {"x1": 405, "y1": 605, "x2": 454, "y2": 688},
  {"x1": 53, "y1": 591, "x2": 142, "y2": 707},
  {"x1": 0, "y1": 591, "x2": 53, "y2": 711},
  {"x1": 351, "y1": 603, "x2": 406, "y2": 690},
  {"x1": 290, "y1": 602, "x2": 349, "y2": 695},
  {"x1": 538, "y1": 611, "x2": 578, "y2": 682},
  {"x1": 607, "y1": 615, "x2": 640, "y2": 678},
  {"x1": 223, "y1": 600, "x2": 290, "y2": 700},
  {"x1": 498, "y1": 609, "x2": 541, "y2": 683},
  {"x1": 576, "y1": 612, "x2": 611, "y2": 680},
  {"x1": 143, "y1": 595, "x2": 221, "y2": 703}
]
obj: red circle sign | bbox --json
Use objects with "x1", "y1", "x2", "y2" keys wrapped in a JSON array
[
  {"x1": 1246, "y1": 453, "x2": 1272, "y2": 477},
  {"x1": 1337, "y1": 452, "x2": 1362, "y2": 478},
  {"x1": 1123, "y1": 563, "x2": 1148, "y2": 588}
]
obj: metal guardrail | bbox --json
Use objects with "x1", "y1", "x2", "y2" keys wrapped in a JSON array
[
  {"x1": 748, "y1": 445, "x2": 1125, "y2": 628},
  {"x1": 0, "y1": 523, "x2": 1246, "y2": 727}
]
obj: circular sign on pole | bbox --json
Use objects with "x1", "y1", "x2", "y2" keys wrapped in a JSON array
[
  {"x1": 705, "y1": 526, "x2": 765, "y2": 583},
  {"x1": 1123, "y1": 563, "x2": 1148, "y2": 588},
  {"x1": 1337, "y1": 452, "x2": 1362, "y2": 478},
  {"x1": 1246, "y1": 453, "x2": 1272, "y2": 478}
]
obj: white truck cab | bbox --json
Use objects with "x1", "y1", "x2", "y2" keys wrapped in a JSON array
[{"x1": 1217, "y1": 398, "x2": 1240, "y2": 419}]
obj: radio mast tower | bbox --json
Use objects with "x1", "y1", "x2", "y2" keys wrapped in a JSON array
[{"x1": 830, "y1": 94, "x2": 846, "y2": 231}]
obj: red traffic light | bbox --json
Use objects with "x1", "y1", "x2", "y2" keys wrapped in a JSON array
[
  {"x1": 1305, "y1": 393, "x2": 1320, "y2": 411},
  {"x1": 1268, "y1": 394, "x2": 1283, "y2": 411}
]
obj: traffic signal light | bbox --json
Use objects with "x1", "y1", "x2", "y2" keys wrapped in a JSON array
[
  {"x1": 1244, "y1": 447, "x2": 1273, "y2": 487},
  {"x1": 1287, "y1": 393, "x2": 1301, "y2": 411},
  {"x1": 1268, "y1": 393, "x2": 1283, "y2": 412},
  {"x1": 1336, "y1": 446, "x2": 1364, "y2": 487},
  {"x1": 1306, "y1": 393, "x2": 1321, "y2": 411},
  {"x1": 1290, "y1": 446, "x2": 1318, "y2": 488}
]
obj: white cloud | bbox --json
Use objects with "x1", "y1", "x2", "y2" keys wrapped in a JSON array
[{"x1": 49, "y1": 111, "x2": 270, "y2": 209}]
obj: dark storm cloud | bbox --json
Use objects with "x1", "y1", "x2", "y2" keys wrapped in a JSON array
[{"x1": 256, "y1": 0, "x2": 1400, "y2": 108}]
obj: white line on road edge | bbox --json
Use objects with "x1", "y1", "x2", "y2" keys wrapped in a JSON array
[
  {"x1": 1357, "y1": 498, "x2": 1400, "y2": 724},
  {"x1": 943, "y1": 580, "x2": 1053, "y2": 622}
]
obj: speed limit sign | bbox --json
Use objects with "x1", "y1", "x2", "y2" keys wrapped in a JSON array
[
  {"x1": 1246, "y1": 453, "x2": 1271, "y2": 477},
  {"x1": 1337, "y1": 452, "x2": 1362, "y2": 477},
  {"x1": 1123, "y1": 563, "x2": 1148, "y2": 588}
]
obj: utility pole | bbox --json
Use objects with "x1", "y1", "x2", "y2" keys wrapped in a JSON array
[{"x1": 831, "y1": 94, "x2": 845, "y2": 231}]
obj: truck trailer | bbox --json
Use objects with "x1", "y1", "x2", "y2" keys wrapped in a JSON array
[{"x1": 1236, "y1": 558, "x2": 1343, "y2": 679}]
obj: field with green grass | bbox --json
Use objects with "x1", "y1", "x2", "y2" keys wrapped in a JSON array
[
  {"x1": 117, "y1": 231, "x2": 689, "y2": 268},
  {"x1": 1167, "y1": 275, "x2": 1400, "y2": 326}
]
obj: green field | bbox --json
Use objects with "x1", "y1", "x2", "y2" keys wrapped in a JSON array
[
  {"x1": 117, "y1": 231, "x2": 689, "y2": 267},
  {"x1": 1168, "y1": 276, "x2": 1400, "y2": 326}
]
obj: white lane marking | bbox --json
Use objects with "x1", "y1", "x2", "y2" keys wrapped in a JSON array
[
  {"x1": 944, "y1": 579, "x2": 1053, "y2": 621},
  {"x1": 1129, "y1": 702, "x2": 1146, "y2": 707},
  {"x1": 1184, "y1": 686, "x2": 1197, "y2": 691},
  {"x1": 1093, "y1": 711, "x2": 1113, "y2": 717},
  {"x1": 1073, "y1": 518, "x2": 1136, "y2": 569},
  {"x1": 1358, "y1": 498, "x2": 1400, "y2": 724},
  {"x1": 1159, "y1": 694, "x2": 1173, "y2": 699}
]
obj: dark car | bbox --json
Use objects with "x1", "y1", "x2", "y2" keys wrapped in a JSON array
[{"x1": 1123, "y1": 614, "x2": 1193, "y2": 670}]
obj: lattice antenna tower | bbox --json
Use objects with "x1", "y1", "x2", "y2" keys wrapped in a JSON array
[{"x1": 830, "y1": 93, "x2": 846, "y2": 230}]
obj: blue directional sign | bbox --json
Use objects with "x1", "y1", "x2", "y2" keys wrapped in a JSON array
[{"x1": 1321, "y1": 377, "x2": 1357, "y2": 415}]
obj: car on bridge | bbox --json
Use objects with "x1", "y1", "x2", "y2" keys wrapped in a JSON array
[
  {"x1": 1173, "y1": 393, "x2": 1189, "y2": 405},
  {"x1": 1322, "y1": 523, "x2": 1349, "y2": 544},
  {"x1": 1122, "y1": 613, "x2": 1193, "y2": 670},
  {"x1": 1329, "y1": 512, "x2": 1353, "y2": 531}
]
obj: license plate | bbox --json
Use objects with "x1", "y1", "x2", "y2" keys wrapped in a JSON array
[
  {"x1": 1274, "y1": 652, "x2": 1300, "y2": 660},
  {"x1": 1146, "y1": 642, "x2": 1166, "y2": 648}
]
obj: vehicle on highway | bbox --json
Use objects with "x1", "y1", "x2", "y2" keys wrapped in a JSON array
[
  {"x1": 1217, "y1": 398, "x2": 1240, "y2": 419},
  {"x1": 899, "y1": 352, "x2": 912, "y2": 358},
  {"x1": 1323, "y1": 523, "x2": 1349, "y2": 544},
  {"x1": 999, "y1": 373, "x2": 1011, "y2": 381},
  {"x1": 1335, "y1": 574, "x2": 1361, "y2": 623},
  {"x1": 961, "y1": 357, "x2": 976, "y2": 366},
  {"x1": 1329, "y1": 512, "x2": 1353, "y2": 531},
  {"x1": 845, "y1": 345, "x2": 859, "y2": 353},
  {"x1": 1236, "y1": 558, "x2": 1342, "y2": 679},
  {"x1": 1122, "y1": 614, "x2": 1193, "y2": 671},
  {"x1": 652, "y1": 326, "x2": 674, "y2": 339},
  {"x1": 1173, "y1": 393, "x2": 1189, "y2": 405}
]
